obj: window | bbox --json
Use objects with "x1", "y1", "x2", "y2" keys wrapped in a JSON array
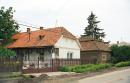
[
  {"x1": 102, "y1": 55, "x2": 107, "y2": 61},
  {"x1": 39, "y1": 35, "x2": 45, "y2": 40},
  {"x1": 67, "y1": 52, "x2": 73, "y2": 59},
  {"x1": 54, "y1": 48, "x2": 59, "y2": 58}
]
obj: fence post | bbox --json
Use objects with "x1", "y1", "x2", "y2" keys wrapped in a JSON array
[
  {"x1": 52, "y1": 59, "x2": 53, "y2": 72},
  {"x1": 38, "y1": 57, "x2": 39, "y2": 73}
]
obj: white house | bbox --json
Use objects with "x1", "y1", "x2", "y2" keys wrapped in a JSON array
[{"x1": 7, "y1": 27, "x2": 81, "y2": 73}]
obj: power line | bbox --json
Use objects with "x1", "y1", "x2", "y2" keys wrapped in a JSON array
[
  {"x1": 16, "y1": 20, "x2": 39, "y2": 27},
  {"x1": 18, "y1": 23, "x2": 38, "y2": 29}
]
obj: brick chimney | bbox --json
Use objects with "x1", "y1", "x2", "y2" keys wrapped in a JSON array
[
  {"x1": 40, "y1": 27, "x2": 44, "y2": 30},
  {"x1": 27, "y1": 28, "x2": 31, "y2": 33},
  {"x1": 117, "y1": 41, "x2": 119, "y2": 45}
]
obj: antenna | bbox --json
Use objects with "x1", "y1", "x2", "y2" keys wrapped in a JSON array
[{"x1": 55, "y1": 19, "x2": 58, "y2": 27}]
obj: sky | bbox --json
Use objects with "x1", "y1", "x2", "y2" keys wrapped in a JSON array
[{"x1": 0, "y1": 0, "x2": 130, "y2": 43}]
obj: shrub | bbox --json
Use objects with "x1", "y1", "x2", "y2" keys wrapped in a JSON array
[
  {"x1": 115, "y1": 61, "x2": 130, "y2": 67},
  {"x1": 59, "y1": 66, "x2": 72, "y2": 72},
  {"x1": 110, "y1": 45, "x2": 130, "y2": 63},
  {"x1": 59, "y1": 63, "x2": 112, "y2": 73}
]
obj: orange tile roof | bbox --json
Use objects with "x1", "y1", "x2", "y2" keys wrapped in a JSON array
[{"x1": 7, "y1": 27, "x2": 76, "y2": 48}]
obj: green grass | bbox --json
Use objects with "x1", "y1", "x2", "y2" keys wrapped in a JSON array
[
  {"x1": 0, "y1": 72, "x2": 21, "y2": 78},
  {"x1": 115, "y1": 61, "x2": 130, "y2": 67}
]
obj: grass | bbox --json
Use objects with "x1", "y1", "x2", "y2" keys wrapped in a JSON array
[
  {"x1": 0, "y1": 72, "x2": 22, "y2": 78},
  {"x1": 115, "y1": 61, "x2": 130, "y2": 67}
]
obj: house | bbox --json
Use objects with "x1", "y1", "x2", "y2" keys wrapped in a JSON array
[
  {"x1": 79, "y1": 36, "x2": 111, "y2": 63},
  {"x1": 111, "y1": 41, "x2": 130, "y2": 46},
  {"x1": 7, "y1": 27, "x2": 81, "y2": 73}
]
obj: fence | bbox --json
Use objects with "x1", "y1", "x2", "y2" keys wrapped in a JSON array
[
  {"x1": 23, "y1": 59, "x2": 81, "y2": 73},
  {"x1": 0, "y1": 57, "x2": 22, "y2": 73},
  {"x1": 0, "y1": 57, "x2": 94, "y2": 73}
]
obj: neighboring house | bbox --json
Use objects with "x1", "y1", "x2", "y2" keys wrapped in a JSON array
[
  {"x1": 7, "y1": 27, "x2": 81, "y2": 73},
  {"x1": 79, "y1": 36, "x2": 111, "y2": 63},
  {"x1": 111, "y1": 41, "x2": 130, "y2": 46}
]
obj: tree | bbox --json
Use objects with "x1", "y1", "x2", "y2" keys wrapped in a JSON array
[
  {"x1": 110, "y1": 45, "x2": 130, "y2": 63},
  {"x1": 0, "y1": 46, "x2": 16, "y2": 57},
  {"x1": 84, "y1": 12, "x2": 105, "y2": 39},
  {"x1": 0, "y1": 7, "x2": 19, "y2": 45}
]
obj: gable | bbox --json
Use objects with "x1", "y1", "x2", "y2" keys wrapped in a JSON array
[{"x1": 54, "y1": 36, "x2": 80, "y2": 50}]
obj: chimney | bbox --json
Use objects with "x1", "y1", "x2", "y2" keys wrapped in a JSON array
[
  {"x1": 40, "y1": 27, "x2": 44, "y2": 30},
  {"x1": 27, "y1": 28, "x2": 31, "y2": 33},
  {"x1": 117, "y1": 41, "x2": 119, "y2": 44}
]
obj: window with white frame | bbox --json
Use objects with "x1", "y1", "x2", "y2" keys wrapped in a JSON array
[{"x1": 67, "y1": 52, "x2": 73, "y2": 59}]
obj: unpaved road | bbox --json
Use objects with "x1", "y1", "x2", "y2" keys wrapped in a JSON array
[{"x1": 78, "y1": 68, "x2": 130, "y2": 83}]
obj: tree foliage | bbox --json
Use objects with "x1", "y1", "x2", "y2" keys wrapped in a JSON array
[
  {"x1": 84, "y1": 12, "x2": 105, "y2": 39},
  {"x1": 0, "y1": 47, "x2": 16, "y2": 57},
  {"x1": 0, "y1": 7, "x2": 19, "y2": 45},
  {"x1": 110, "y1": 45, "x2": 130, "y2": 63}
]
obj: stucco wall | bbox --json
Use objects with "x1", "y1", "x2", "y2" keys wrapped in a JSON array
[{"x1": 54, "y1": 37, "x2": 80, "y2": 59}]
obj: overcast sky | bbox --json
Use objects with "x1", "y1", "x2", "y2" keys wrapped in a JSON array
[{"x1": 0, "y1": 0, "x2": 130, "y2": 43}]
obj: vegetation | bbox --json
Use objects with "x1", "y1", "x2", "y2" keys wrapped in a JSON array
[
  {"x1": 115, "y1": 61, "x2": 130, "y2": 67},
  {"x1": 0, "y1": 72, "x2": 21, "y2": 78},
  {"x1": 84, "y1": 12, "x2": 105, "y2": 39},
  {"x1": 0, "y1": 6, "x2": 17, "y2": 58},
  {"x1": 59, "y1": 63, "x2": 112, "y2": 73},
  {"x1": 110, "y1": 45, "x2": 130, "y2": 63},
  {"x1": 0, "y1": 46, "x2": 16, "y2": 57},
  {"x1": 0, "y1": 6, "x2": 19, "y2": 45}
]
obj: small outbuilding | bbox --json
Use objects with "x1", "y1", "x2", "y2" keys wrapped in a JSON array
[{"x1": 79, "y1": 36, "x2": 111, "y2": 63}]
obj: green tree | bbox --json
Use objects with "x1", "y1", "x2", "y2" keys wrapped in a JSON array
[
  {"x1": 0, "y1": 7, "x2": 19, "y2": 45},
  {"x1": 110, "y1": 45, "x2": 130, "y2": 63},
  {"x1": 0, "y1": 46, "x2": 16, "y2": 57},
  {"x1": 84, "y1": 12, "x2": 105, "y2": 39}
]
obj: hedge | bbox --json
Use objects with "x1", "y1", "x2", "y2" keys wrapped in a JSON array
[
  {"x1": 115, "y1": 61, "x2": 130, "y2": 67},
  {"x1": 59, "y1": 63, "x2": 112, "y2": 73}
]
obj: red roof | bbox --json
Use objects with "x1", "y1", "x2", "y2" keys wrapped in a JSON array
[
  {"x1": 79, "y1": 37, "x2": 110, "y2": 52},
  {"x1": 7, "y1": 27, "x2": 76, "y2": 48}
]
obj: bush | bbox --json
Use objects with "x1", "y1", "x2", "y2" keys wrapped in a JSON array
[
  {"x1": 59, "y1": 66, "x2": 72, "y2": 72},
  {"x1": 110, "y1": 45, "x2": 130, "y2": 63},
  {"x1": 115, "y1": 61, "x2": 130, "y2": 67},
  {"x1": 59, "y1": 63, "x2": 112, "y2": 73}
]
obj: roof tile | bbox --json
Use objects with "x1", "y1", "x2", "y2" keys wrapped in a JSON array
[{"x1": 7, "y1": 27, "x2": 76, "y2": 48}]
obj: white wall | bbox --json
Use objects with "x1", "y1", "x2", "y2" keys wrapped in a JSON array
[
  {"x1": 58, "y1": 48, "x2": 80, "y2": 59},
  {"x1": 54, "y1": 36, "x2": 80, "y2": 59}
]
